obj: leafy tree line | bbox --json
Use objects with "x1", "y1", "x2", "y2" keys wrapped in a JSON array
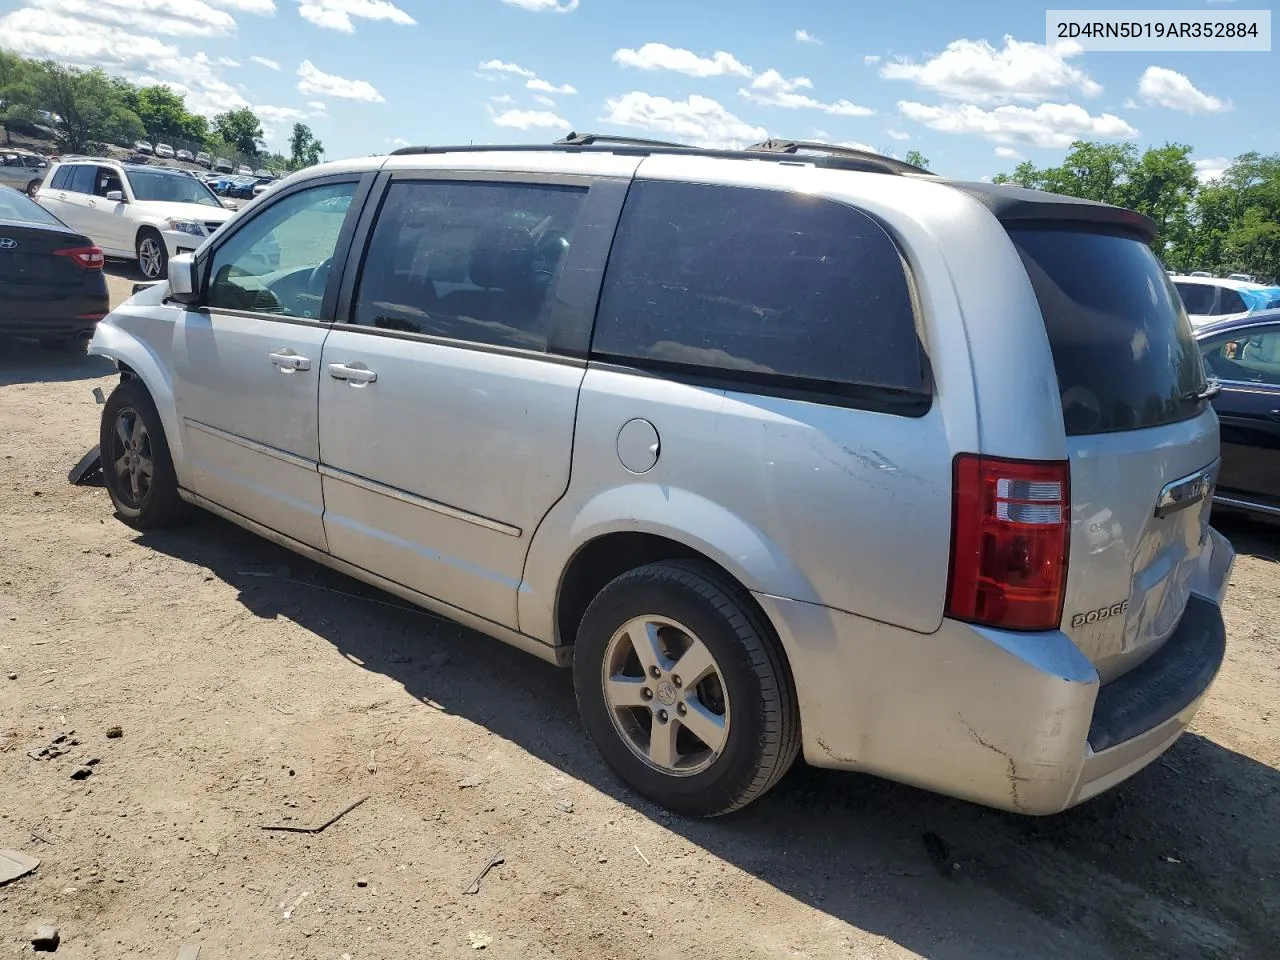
[
  {"x1": 994, "y1": 140, "x2": 1279, "y2": 283},
  {"x1": 0, "y1": 50, "x2": 323, "y2": 173}
]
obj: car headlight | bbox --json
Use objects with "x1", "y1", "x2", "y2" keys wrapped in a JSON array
[{"x1": 164, "y1": 218, "x2": 204, "y2": 237}]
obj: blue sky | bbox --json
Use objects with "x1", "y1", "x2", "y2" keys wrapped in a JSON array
[{"x1": 0, "y1": 0, "x2": 1273, "y2": 181}]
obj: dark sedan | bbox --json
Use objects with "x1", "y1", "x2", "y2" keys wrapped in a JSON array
[
  {"x1": 1197, "y1": 308, "x2": 1280, "y2": 519},
  {"x1": 0, "y1": 185, "x2": 109, "y2": 349}
]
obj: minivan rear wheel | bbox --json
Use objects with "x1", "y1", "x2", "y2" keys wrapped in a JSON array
[{"x1": 573, "y1": 560, "x2": 800, "y2": 816}]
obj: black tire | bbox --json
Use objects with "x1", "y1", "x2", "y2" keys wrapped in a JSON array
[
  {"x1": 100, "y1": 378, "x2": 189, "y2": 529},
  {"x1": 25, "y1": 179, "x2": 40, "y2": 198},
  {"x1": 136, "y1": 227, "x2": 168, "y2": 281},
  {"x1": 573, "y1": 560, "x2": 801, "y2": 817}
]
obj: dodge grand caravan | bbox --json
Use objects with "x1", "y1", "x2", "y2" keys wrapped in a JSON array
[{"x1": 88, "y1": 135, "x2": 1234, "y2": 817}]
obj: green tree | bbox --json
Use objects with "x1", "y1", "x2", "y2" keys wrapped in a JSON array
[
  {"x1": 212, "y1": 107, "x2": 265, "y2": 158},
  {"x1": 34, "y1": 60, "x2": 143, "y2": 152},
  {"x1": 128, "y1": 85, "x2": 209, "y2": 146},
  {"x1": 903, "y1": 149, "x2": 929, "y2": 170},
  {"x1": 1120, "y1": 143, "x2": 1197, "y2": 260},
  {"x1": 1038, "y1": 140, "x2": 1137, "y2": 205},
  {"x1": 288, "y1": 122, "x2": 324, "y2": 169},
  {"x1": 0, "y1": 50, "x2": 39, "y2": 145}
]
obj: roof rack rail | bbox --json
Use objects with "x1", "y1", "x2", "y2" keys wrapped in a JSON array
[
  {"x1": 748, "y1": 139, "x2": 932, "y2": 176},
  {"x1": 554, "y1": 131, "x2": 695, "y2": 149},
  {"x1": 386, "y1": 139, "x2": 924, "y2": 178}
]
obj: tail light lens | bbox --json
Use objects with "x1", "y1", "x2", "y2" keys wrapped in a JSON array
[
  {"x1": 54, "y1": 245, "x2": 105, "y2": 270},
  {"x1": 946, "y1": 455, "x2": 1070, "y2": 631}
]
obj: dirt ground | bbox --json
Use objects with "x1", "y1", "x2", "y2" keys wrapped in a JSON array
[{"x1": 1, "y1": 266, "x2": 1277, "y2": 959}]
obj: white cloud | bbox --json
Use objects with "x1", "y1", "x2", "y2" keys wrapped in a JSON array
[
  {"x1": 882, "y1": 36, "x2": 1102, "y2": 104},
  {"x1": 837, "y1": 141, "x2": 879, "y2": 153},
  {"x1": 898, "y1": 100, "x2": 1137, "y2": 148},
  {"x1": 527, "y1": 77, "x2": 576, "y2": 95},
  {"x1": 795, "y1": 28, "x2": 821, "y2": 44},
  {"x1": 602, "y1": 91, "x2": 767, "y2": 149},
  {"x1": 297, "y1": 59, "x2": 385, "y2": 101},
  {"x1": 886, "y1": 129, "x2": 910, "y2": 141},
  {"x1": 208, "y1": 0, "x2": 274, "y2": 12},
  {"x1": 478, "y1": 58, "x2": 535, "y2": 77},
  {"x1": 1194, "y1": 156, "x2": 1231, "y2": 183},
  {"x1": 1137, "y1": 66, "x2": 1229, "y2": 114},
  {"x1": 21, "y1": 0, "x2": 237, "y2": 37},
  {"x1": 533, "y1": 94, "x2": 555, "y2": 107},
  {"x1": 255, "y1": 104, "x2": 306, "y2": 123},
  {"x1": 864, "y1": 54, "x2": 881, "y2": 65},
  {"x1": 994, "y1": 146, "x2": 1024, "y2": 160},
  {"x1": 491, "y1": 108, "x2": 571, "y2": 130},
  {"x1": 387, "y1": 136, "x2": 410, "y2": 147},
  {"x1": 217, "y1": 55, "x2": 239, "y2": 66},
  {"x1": 251, "y1": 55, "x2": 281, "y2": 70},
  {"x1": 500, "y1": 0, "x2": 577, "y2": 10},
  {"x1": 297, "y1": 0, "x2": 414, "y2": 33},
  {"x1": 307, "y1": 100, "x2": 326, "y2": 110},
  {"x1": 741, "y1": 69, "x2": 873, "y2": 116},
  {"x1": 490, "y1": 93, "x2": 515, "y2": 103},
  {"x1": 613, "y1": 42, "x2": 752, "y2": 79},
  {"x1": 0, "y1": 7, "x2": 250, "y2": 114}
]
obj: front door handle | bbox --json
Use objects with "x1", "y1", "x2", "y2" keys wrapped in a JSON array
[
  {"x1": 269, "y1": 351, "x2": 311, "y2": 372},
  {"x1": 328, "y1": 363, "x2": 377, "y2": 384}
]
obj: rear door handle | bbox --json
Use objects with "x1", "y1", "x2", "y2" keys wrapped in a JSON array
[
  {"x1": 87, "y1": 199, "x2": 96, "y2": 208},
  {"x1": 269, "y1": 351, "x2": 311, "y2": 372},
  {"x1": 328, "y1": 363, "x2": 377, "y2": 384}
]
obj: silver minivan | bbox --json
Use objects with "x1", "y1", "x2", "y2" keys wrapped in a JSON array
[{"x1": 88, "y1": 136, "x2": 1234, "y2": 817}]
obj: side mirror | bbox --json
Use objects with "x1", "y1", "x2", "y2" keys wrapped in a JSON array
[
  {"x1": 105, "y1": 190, "x2": 125, "y2": 202},
  {"x1": 167, "y1": 252, "x2": 199, "y2": 305}
]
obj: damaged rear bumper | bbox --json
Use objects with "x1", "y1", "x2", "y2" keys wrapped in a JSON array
[{"x1": 753, "y1": 527, "x2": 1235, "y2": 815}]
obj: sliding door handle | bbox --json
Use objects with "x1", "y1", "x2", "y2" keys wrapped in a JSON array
[
  {"x1": 269, "y1": 352, "x2": 311, "y2": 372},
  {"x1": 328, "y1": 363, "x2": 377, "y2": 384}
]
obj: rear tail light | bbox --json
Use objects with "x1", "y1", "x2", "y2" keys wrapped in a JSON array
[
  {"x1": 54, "y1": 245, "x2": 105, "y2": 270},
  {"x1": 946, "y1": 455, "x2": 1070, "y2": 632}
]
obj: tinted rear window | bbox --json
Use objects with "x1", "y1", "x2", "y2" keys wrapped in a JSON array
[
  {"x1": 1174, "y1": 282, "x2": 1216, "y2": 316},
  {"x1": 592, "y1": 180, "x2": 927, "y2": 405},
  {"x1": 1010, "y1": 227, "x2": 1206, "y2": 436}
]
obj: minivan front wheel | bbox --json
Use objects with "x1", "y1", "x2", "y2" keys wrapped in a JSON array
[
  {"x1": 136, "y1": 229, "x2": 167, "y2": 280},
  {"x1": 100, "y1": 378, "x2": 189, "y2": 529},
  {"x1": 574, "y1": 561, "x2": 801, "y2": 816}
]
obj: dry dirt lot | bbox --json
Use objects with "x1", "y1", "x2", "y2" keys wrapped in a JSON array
[{"x1": 1, "y1": 266, "x2": 1278, "y2": 959}]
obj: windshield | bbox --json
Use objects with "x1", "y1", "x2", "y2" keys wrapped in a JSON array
[
  {"x1": 127, "y1": 170, "x2": 221, "y2": 207},
  {"x1": 0, "y1": 186, "x2": 63, "y2": 226},
  {"x1": 1010, "y1": 226, "x2": 1207, "y2": 436}
]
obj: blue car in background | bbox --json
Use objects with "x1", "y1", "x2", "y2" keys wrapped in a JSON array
[{"x1": 1196, "y1": 308, "x2": 1280, "y2": 519}]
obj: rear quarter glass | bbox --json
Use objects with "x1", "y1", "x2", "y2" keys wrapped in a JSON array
[{"x1": 1009, "y1": 226, "x2": 1207, "y2": 435}]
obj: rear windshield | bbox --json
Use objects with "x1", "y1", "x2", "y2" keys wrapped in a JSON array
[
  {"x1": 1174, "y1": 281, "x2": 1217, "y2": 316},
  {"x1": 1009, "y1": 226, "x2": 1207, "y2": 436},
  {"x1": 0, "y1": 187, "x2": 61, "y2": 226}
]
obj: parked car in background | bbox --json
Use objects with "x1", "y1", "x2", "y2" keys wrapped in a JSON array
[
  {"x1": 87, "y1": 138, "x2": 1233, "y2": 819},
  {"x1": 196, "y1": 152, "x2": 213, "y2": 169},
  {"x1": 0, "y1": 184, "x2": 108, "y2": 349},
  {"x1": 176, "y1": 149, "x2": 194, "y2": 163},
  {"x1": 235, "y1": 164, "x2": 253, "y2": 175},
  {"x1": 0, "y1": 151, "x2": 49, "y2": 197},
  {"x1": 253, "y1": 169, "x2": 274, "y2": 179},
  {"x1": 1226, "y1": 273, "x2": 1255, "y2": 282},
  {"x1": 214, "y1": 157, "x2": 233, "y2": 173},
  {"x1": 1197, "y1": 309, "x2": 1280, "y2": 521},
  {"x1": 135, "y1": 141, "x2": 153, "y2": 156},
  {"x1": 36, "y1": 157, "x2": 233, "y2": 280},
  {"x1": 1172, "y1": 275, "x2": 1280, "y2": 326},
  {"x1": 155, "y1": 144, "x2": 176, "y2": 159}
]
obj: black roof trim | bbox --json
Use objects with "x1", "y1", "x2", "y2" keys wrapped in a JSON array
[
  {"x1": 950, "y1": 180, "x2": 1158, "y2": 243},
  {"x1": 748, "y1": 139, "x2": 931, "y2": 175},
  {"x1": 555, "y1": 131, "x2": 692, "y2": 149}
]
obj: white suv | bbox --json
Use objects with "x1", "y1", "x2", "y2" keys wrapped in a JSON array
[
  {"x1": 88, "y1": 136, "x2": 1233, "y2": 817},
  {"x1": 37, "y1": 158, "x2": 233, "y2": 279}
]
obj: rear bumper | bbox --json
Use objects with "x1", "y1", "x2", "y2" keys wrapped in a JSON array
[
  {"x1": 0, "y1": 284, "x2": 110, "y2": 338},
  {"x1": 755, "y1": 526, "x2": 1235, "y2": 814}
]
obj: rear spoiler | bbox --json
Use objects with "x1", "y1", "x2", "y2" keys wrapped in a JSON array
[{"x1": 948, "y1": 181, "x2": 1158, "y2": 244}]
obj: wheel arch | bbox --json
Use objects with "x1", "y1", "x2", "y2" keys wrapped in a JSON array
[{"x1": 88, "y1": 322, "x2": 186, "y2": 473}]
